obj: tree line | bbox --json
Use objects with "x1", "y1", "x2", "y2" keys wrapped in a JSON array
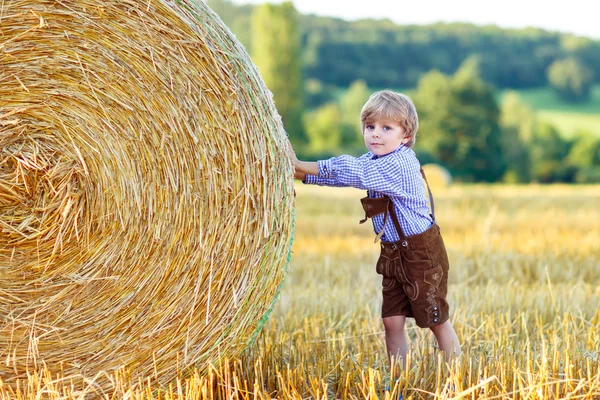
[
  {"x1": 207, "y1": 0, "x2": 600, "y2": 183},
  {"x1": 209, "y1": 0, "x2": 600, "y2": 104}
]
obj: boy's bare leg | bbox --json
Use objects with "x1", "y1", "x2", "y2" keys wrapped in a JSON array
[
  {"x1": 382, "y1": 315, "x2": 408, "y2": 369},
  {"x1": 429, "y1": 320, "x2": 461, "y2": 360}
]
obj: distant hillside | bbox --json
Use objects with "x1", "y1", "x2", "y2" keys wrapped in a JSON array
[
  {"x1": 207, "y1": 0, "x2": 600, "y2": 91},
  {"x1": 497, "y1": 86, "x2": 600, "y2": 138}
]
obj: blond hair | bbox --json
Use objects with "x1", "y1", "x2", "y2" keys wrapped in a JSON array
[{"x1": 360, "y1": 90, "x2": 419, "y2": 147}]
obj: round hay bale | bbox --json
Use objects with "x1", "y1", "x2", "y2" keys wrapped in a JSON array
[
  {"x1": 422, "y1": 163, "x2": 452, "y2": 189},
  {"x1": 0, "y1": 0, "x2": 293, "y2": 387}
]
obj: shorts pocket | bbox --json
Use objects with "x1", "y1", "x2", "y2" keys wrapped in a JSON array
[
  {"x1": 382, "y1": 276, "x2": 396, "y2": 291},
  {"x1": 376, "y1": 245, "x2": 400, "y2": 276},
  {"x1": 423, "y1": 264, "x2": 443, "y2": 288},
  {"x1": 375, "y1": 255, "x2": 389, "y2": 275}
]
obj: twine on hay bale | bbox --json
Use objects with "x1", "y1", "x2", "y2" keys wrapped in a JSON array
[{"x1": 0, "y1": 0, "x2": 294, "y2": 387}]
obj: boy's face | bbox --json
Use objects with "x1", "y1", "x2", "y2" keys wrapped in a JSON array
[{"x1": 363, "y1": 118, "x2": 411, "y2": 157}]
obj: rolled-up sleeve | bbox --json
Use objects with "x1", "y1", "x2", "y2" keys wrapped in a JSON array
[
  {"x1": 317, "y1": 159, "x2": 334, "y2": 179},
  {"x1": 302, "y1": 174, "x2": 347, "y2": 187}
]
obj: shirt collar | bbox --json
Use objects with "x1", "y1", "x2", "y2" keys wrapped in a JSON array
[{"x1": 369, "y1": 144, "x2": 408, "y2": 160}]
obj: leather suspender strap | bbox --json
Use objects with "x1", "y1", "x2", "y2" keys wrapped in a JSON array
[
  {"x1": 420, "y1": 168, "x2": 435, "y2": 222},
  {"x1": 387, "y1": 200, "x2": 407, "y2": 241},
  {"x1": 387, "y1": 168, "x2": 436, "y2": 242},
  {"x1": 360, "y1": 168, "x2": 436, "y2": 242}
]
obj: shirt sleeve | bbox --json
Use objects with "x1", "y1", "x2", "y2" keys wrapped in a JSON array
[
  {"x1": 317, "y1": 152, "x2": 416, "y2": 197},
  {"x1": 302, "y1": 174, "x2": 347, "y2": 187},
  {"x1": 301, "y1": 152, "x2": 374, "y2": 188}
]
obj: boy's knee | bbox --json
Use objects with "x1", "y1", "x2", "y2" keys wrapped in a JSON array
[
  {"x1": 383, "y1": 315, "x2": 406, "y2": 333},
  {"x1": 428, "y1": 320, "x2": 449, "y2": 334}
]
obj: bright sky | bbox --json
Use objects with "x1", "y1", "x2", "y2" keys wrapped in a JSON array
[{"x1": 230, "y1": 0, "x2": 599, "y2": 39}]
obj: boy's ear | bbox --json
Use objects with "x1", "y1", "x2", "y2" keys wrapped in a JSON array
[{"x1": 401, "y1": 131, "x2": 412, "y2": 144}]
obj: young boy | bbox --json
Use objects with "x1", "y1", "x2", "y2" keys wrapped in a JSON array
[{"x1": 290, "y1": 90, "x2": 461, "y2": 368}]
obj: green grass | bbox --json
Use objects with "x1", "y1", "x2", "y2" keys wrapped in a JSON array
[
  {"x1": 501, "y1": 86, "x2": 600, "y2": 138},
  {"x1": 503, "y1": 85, "x2": 600, "y2": 114},
  {"x1": 537, "y1": 110, "x2": 600, "y2": 138}
]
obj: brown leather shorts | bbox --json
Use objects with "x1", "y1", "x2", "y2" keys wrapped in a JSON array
[{"x1": 376, "y1": 223, "x2": 450, "y2": 328}]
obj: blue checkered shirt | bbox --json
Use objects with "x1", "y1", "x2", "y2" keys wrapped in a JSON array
[{"x1": 303, "y1": 145, "x2": 433, "y2": 241}]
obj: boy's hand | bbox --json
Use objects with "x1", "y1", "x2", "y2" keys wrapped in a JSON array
[
  {"x1": 285, "y1": 138, "x2": 304, "y2": 180},
  {"x1": 285, "y1": 138, "x2": 299, "y2": 165},
  {"x1": 284, "y1": 137, "x2": 318, "y2": 179},
  {"x1": 294, "y1": 169, "x2": 306, "y2": 181}
]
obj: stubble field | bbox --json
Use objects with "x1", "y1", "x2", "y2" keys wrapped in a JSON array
[{"x1": 2, "y1": 184, "x2": 599, "y2": 399}]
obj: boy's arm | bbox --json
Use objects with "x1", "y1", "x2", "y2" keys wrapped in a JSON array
[
  {"x1": 294, "y1": 161, "x2": 318, "y2": 176},
  {"x1": 285, "y1": 140, "x2": 335, "y2": 185},
  {"x1": 316, "y1": 153, "x2": 417, "y2": 197},
  {"x1": 302, "y1": 174, "x2": 347, "y2": 187},
  {"x1": 295, "y1": 161, "x2": 348, "y2": 187}
]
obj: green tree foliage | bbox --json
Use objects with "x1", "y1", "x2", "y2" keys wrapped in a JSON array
[
  {"x1": 251, "y1": 2, "x2": 305, "y2": 145},
  {"x1": 304, "y1": 78, "x2": 335, "y2": 109},
  {"x1": 301, "y1": 21, "x2": 576, "y2": 89},
  {"x1": 529, "y1": 122, "x2": 575, "y2": 182},
  {"x1": 530, "y1": 122, "x2": 570, "y2": 161},
  {"x1": 567, "y1": 132, "x2": 600, "y2": 183},
  {"x1": 339, "y1": 80, "x2": 370, "y2": 152},
  {"x1": 413, "y1": 58, "x2": 506, "y2": 182},
  {"x1": 560, "y1": 35, "x2": 600, "y2": 83},
  {"x1": 567, "y1": 132, "x2": 600, "y2": 168},
  {"x1": 302, "y1": 80, "x2": 369, "y2": 156},
  {"x1": 210, "y1": 2, "x2": 600, "y2": 90},
  {"x1": 547, "y1": 57, "x2": 594, "y2": 103},
  {"x1": 499, "y1": 92, "x2": 535, "y2": 182},
  {"x1": 499, "y1": 93, "x2": 600, "y2": 183},
  {"x1": 303, "y1": 103, "x2": 342, "y2": 155}
]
